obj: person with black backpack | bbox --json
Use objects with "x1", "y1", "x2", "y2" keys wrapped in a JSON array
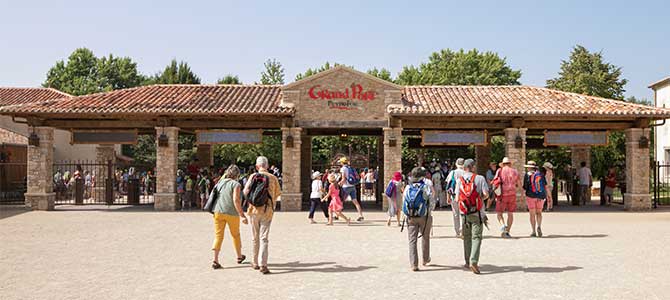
[
  {"x1": 455, "y1": 159, "x2": 489, "y2": 274},
  {"x1": 402, "y1": 166, "x2": 433, "y2": 271},
  {"x1": 243, "y1": 156, "x2": 281, "y2": 275}
]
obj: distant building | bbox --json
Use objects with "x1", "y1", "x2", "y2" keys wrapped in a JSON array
[{"x1": 649, "y1": 77, "x2": 670, "y2": 163}]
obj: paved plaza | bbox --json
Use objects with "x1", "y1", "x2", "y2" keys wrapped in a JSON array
[{"x1": 1, "y1": 205, "x2": 669, "y2": 300}]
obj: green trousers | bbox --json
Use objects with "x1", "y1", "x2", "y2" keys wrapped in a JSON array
[{"x1": 463, "y1": 213, "x2": 483, "y2": 265}]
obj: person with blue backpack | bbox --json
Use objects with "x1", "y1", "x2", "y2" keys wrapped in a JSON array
[
  {"x1": 522, "y1": 161, "x2": 547, "y2": 237},
  {"x1": 338, "y1": 157, "x2": 364, "y2": 222},
  {"x1": 402, "y1": 167, "x2": 433, "y2": 271}
]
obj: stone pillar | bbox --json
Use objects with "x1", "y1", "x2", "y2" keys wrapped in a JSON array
[
  {"x1": 383, "y1": 127, "x2": 402, "y2": 211},
  {"x1": 25, "y1": 127, "x2": 55, "y2": 210},
  {"x1": 195, "y1": 144, "x2": 213, "y2": 168},
  {"x1": 154, "y1": 127, "x2": 179, "y2": 211},
  {"x1": 624, "y1": 128, "x2": 651, "y2": 211},
  {"x1": 95, "y1": 145, "x2": 116, "y2": 194},
  {"x1": 300, "y1": 135, "x2": 312, "y2": 206},
  {"x1": 571, "y1": 147, "x2": 591, "y2": 169},
  {"x1": 475, "y1": 139, "x2": 492, "y2": 175},
  {"x1": 281, "y1": 127, "x2": 302, "y2": 211},
  {"x1": 504, "y1": 128, "x2": 527, "y2": 211}
]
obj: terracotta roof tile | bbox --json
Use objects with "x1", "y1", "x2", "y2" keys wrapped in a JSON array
[
  {"x1": 395, "y1": 85, "x2": 670, "y2": 118},
  {"x1": 0, "y1": 87, "x2": 70, "y2": 107},
  {"x1": 3, "y1": 84, "x2": 292, "y2": 116}
]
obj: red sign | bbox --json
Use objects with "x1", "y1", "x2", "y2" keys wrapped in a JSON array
[{"x1": 308, "y1": 83, "x2": 376, "y2": 101}]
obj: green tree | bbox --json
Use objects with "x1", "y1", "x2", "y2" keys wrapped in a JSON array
[
  {"x1": 367, "y1": 67, "x2": 394, "y2": 82},
  {"x1": 396, "y1": 48, "x2": 521, "y2": 85},
  {"x1": 43, "y1": 48, "x2": 143, "y2": 96},
  {"x1": 295, "y1": 62, "x2": 351, "y2": 81},
  {"x1": 547, "y1": 45, "x2": 627, "y2": 99},
  {"x1": 259, "y1": 59, "x2": 285, "y2": 85},
  {"x1": 151, "y1": 59, "x2": 201, "y2": 84},
  {"x1": 217, "y1": 75, "x2": 241, "y2": 84}
]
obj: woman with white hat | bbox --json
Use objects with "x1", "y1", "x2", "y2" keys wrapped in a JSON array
[
  {"x1": 543, "y1": 162, "x2": 555, "y2": 212},
  {"x1": 308, "y1": 171, "x2": 329, "y2": 224}
]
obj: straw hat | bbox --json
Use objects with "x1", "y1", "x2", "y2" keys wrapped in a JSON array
[
  {"x1": 499, "y1": 157, "x2": 512, "y2": 167},
  {"x1": 543, "y1": 162, "x2": 554, "y2": 170},
  {"x1": 524, "y1": 161, "x2": 538, "y2": 168},
  {"x1": 312, "y1": 171, "x2": 322, "y2": 179}
]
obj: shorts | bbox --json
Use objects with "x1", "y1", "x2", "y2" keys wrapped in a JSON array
[
  {"x1": 526, "y1": 197, "x2": 545, "y2": 210},
  {"x1": 342, "y1": 186, "x2": 358, "y2": 202},
  {"x1": 365, "y1": 182, "x2": 373, "y2": 190},
  {"x1": 604, "y1": 186, "x2": 614, "y2": 196},
  {"x1": 496, "y1": 195, "x2": 517, "y2": 213}
]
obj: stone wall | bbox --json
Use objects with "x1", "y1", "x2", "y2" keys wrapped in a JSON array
[
  {"x1": 25, "y1": 127, "x2": 55, "y2": 210},
  {"x1": 0, "y1": 127, "x2": 28, "y2": 145},
  {"x1": 504, "y1": 128, "x2": 527, "y2": 211},
  {"x1": 281, "y1": 127, "x2": 302, "y2": 211},
  {"x1": 154, "y1": 127, "x2": 179, "y2": 211},
  {"x1": 571, "y1": 146, "x2": 591, "y2": 169},
  {"x1": 624, "y1": 128, "x2": 651, "y2": 211},
  {"x1": 382, "y1": 127, "x2": 402, "y2": 211}
]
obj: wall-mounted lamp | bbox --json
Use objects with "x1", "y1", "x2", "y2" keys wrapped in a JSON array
[
  {"x1": 158, "y1": 133, "x2": 169, "y2": 147},
  {"x1": 339, "y1": 133, "x2": 348, "y2": 141},
  {"x1": 639, "y1": 135, "x2": 649, "y2": 148},
  {"x1": 388, "y1": 136, "x2": 398, "y2": 147},
  {"x1": 285, "y1": 134, "x2": 294, "y2": 148},
  {"x1": 514, "y1": 136, "x2": 523, "y2": 148},
  {"x1": 28, "y1": 132, "x2": 40, "y2": 147}
]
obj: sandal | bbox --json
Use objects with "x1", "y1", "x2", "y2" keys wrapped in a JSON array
[
  {"x1": 212, "y1": 261, "x2": 222, "y2": 270},
  {"x1": 237, "y1": 255, "x2": 246, "y2": 264}
]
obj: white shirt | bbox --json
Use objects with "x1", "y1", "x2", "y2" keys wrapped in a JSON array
[
  {"x1": 365, "y1": 172, "x2": 375, "y2": 183},
  {"x1": 340, "y1": 166, "x2": 354, "y2": 188},
  {"x1": 577, "y1": 167, "x2": 592, "y2": 186},
  {"x1": 310, "y1": 179, "x2": 322, "y2": 199}
]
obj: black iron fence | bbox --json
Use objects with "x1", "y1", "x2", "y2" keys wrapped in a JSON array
[
  {"x1": 0, "y1": 162, "x2": 27, "y2": 205},
  {"x1": 653, "y1": 161, "x2": 670, "y2": 208}
]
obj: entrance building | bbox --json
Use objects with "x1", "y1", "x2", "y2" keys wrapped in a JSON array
[{"x1": 2, "y1": 66, "x2": 670, "y2": 211}]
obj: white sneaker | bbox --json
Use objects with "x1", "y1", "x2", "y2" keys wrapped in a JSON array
[{"x1": 500, "y1": 225, "x2": 507, "y2": 232}]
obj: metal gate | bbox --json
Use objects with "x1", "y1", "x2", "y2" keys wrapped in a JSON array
[
  {"x1": 653, "y1": 161, "x2": 670, "y2": 208},
  {"x1": 0, "y1": 162, "x2": 27, "y2": 205}
]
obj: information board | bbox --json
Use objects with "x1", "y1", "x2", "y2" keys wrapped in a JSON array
[
  {"x1": 196, "y1": 130, "x2": 263, "y2": 145},
  {"x1": 71, "y1": 130, "x2": 137, "y2": 144},
  {"x1": 544, "y1": 131, "x2": 608, "y2": 146},
  {"x1": 421, "y1": 130, "x2": 488, "y2": 146}
]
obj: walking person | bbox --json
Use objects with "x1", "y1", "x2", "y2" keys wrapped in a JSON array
[
  {"x1": 364, "y1": 168, "x2": 375, "y2": 198},
  {"x1": 490, "y1": 157, "x2": 520, "y2": 238},
  {"x1": 385, "y1": 171, "x2": 405, "y2": 226},
  {"x1": 308, "y1": 171, "x2": 329, "y2": 223},
  {"x1": 523, "y1": 161, "x2": 547, "y2": 237},
  {"x1": 543, "y1": 162, "x2": 555, "y2": 211},
  {"x1": 603, "y1": 167, "x2": 617, "y2": 206},
  {"x1": 243, "y1": 156, "x2": 281, "y2": 275},
  {"x1": 432, "y1": 166, "x2": 445, "y2": 208},
  {"x1": 485, "y1": 162, "x2": 498, "y2": 207},
  {"x1": 455, "y1": 159, "x2": 489, "y2": 274},
  {"x1": 338, "y1": 157, "x2": 364, "y2": 221},
  {"x1": 402, "y1": 167, "x2": 433, "y2": 271},
  {"x1": 198, "y1": 169, "x2": 211, "y2": 209},
  {"x1": 325, "y1": 173, "x2": 351, "y2": 225},
  {"x1": 445, "y1": 158, "x2": 465, "y2": 237},
  {"x1": 577, "y1": 162, "x2": 592, "y2": 206},
  {"x1": 210, "y1": 165, "x2": 248, "y2": 270}
]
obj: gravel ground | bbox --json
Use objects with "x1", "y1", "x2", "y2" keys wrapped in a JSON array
[{"x1": 1, "y1": 205, "x2": 669, "y2": 300}]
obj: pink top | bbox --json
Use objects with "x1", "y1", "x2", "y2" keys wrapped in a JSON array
[
  {"x1": 328, "y1": 184, "x2": 342, "y2": 203},
  {"x1": 499, "y1": 166, "x2": 519, "y2": 197}
]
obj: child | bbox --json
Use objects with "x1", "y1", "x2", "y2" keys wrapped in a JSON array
[{"x1": 325, "y1": 174, "x2": 350, "y2": 225}]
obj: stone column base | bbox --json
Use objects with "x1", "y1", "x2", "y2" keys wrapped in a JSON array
[
  {"x1": 280, "y1": 193, "x2": 302, "y2": 211},
  {"x1": 624, "y1": 193, "x2": 652, "y2": 211},
  {"x1": 154, "y1": 193, "x2": 178, "y2": 211},
  {"x1": 25, "y1": 193, "x2": 56, "y2": 211}
]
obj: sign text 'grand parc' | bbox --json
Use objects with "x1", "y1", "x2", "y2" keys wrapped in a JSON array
[{"x1": 308, "y1": 83, "x2": 376, "y2": 110}]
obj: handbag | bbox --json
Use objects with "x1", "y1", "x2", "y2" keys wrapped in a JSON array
[{"x1": 203, "y1": 183, "x2": 220, "y2": 214}]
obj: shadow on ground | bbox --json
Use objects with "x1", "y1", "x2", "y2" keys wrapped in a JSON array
[
  {"x1": 267, "y1": 261, "x2": 376, "y2": 275},
  {"x1": 432, "y1": 234, "x2": 607, "y2": 239},
  {"x1": 0, "y1": 206, "x2": 30, "y2": 220},
  {"x1": 478, "y1": 264, "x2": 582, "y2": 275}
]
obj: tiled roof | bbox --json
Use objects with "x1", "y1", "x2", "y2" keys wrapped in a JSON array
[
  {"x1": 649, "y1": 76, "x2": 670, "y2": 90},
  {"x1": 394, "y1": 85, "x2": 670, "y2": 118},
  {"x1": 2, "y1": 84, "x2": 292, "y2": 116},
  {"x1": 0, "y1": 87, "x2": 70, "y2": 107}
]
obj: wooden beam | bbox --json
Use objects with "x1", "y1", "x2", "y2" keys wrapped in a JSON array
[
  {"x1": 42, "y1": 118, "x2": 284, "y2": 130},
  {"x1": 401, "y1": 119, "x2": 510, "y2": 129},
  {"x1": 525, "y1": 121, "x2": 633, "y2": 130}
]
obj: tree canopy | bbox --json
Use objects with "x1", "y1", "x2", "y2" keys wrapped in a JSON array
[
  {"x1": 396, "y1": 49, "x2": 522, "y2": 85},
  {"x1": 259, "y1": 59, "x2": 285, "y2": 85},
  {"x1": 294, "y1": 62, "x2": 350, "y2": 81},
  {"x1": 150, "y1": 59, "x2": 201, "y2": 84},
  {"x1": 217, "y1": 75, "x2": 241, "y2": 84},
  {"x1": 43, "y1": 48, "x2": 144, "y2": 96},
  {"x1": 366, "y1": 67, "x2": 394, "y2": 82}
]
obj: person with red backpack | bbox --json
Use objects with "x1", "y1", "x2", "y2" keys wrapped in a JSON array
[
  {"x1": 523, "y1": 161, "x2": 547, "y2": 237},
  {"x1": 243, "y1": 156, "x2": 281, "y2": 275},
  {"x1": 455, "y1": 159, "x2": 489, "y2": 274}
]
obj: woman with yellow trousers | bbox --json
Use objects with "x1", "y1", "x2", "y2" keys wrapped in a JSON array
[{"x1": 210, "y1": 165, "x2": 248, "y2": 269}]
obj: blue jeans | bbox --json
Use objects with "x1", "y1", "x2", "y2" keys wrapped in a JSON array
[{"x1": 308, "y1": 198, "x2": 329, "y2": 219}]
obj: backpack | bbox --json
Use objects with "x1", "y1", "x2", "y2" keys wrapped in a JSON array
[
  {"x1": 458, "y1": 176, "x2": 483, "y2": 215},
  {"x1": 384, "y1": 181, "x2": 397, "y2": 198},
  {"x1": 528, "y1": 171, "x2": 546, "y2": 199},
  {"x1": 402, "y1": 183, "x2": 428, "y2": 217},
  {"x1": 446, "y1": 171, "x2": 458, "y2": 195},
  {"x1": 248, "y1": 174, "x2": 271, "y2": 208},
  {"x1": 344, "y1": 165, "x2": 360, "y2": 185}
]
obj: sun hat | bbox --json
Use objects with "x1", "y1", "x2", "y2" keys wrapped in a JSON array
[
  {"x1": 339, "y1": 157, "x2": 349, "y2": 164},
  {"x1": 392, "y1": 171, "x2": 402, "y2": 182},
  {"x1": 499, "y1": 157, "x2": 513, "y2": 167},
  {"x1": 543, "y1": 162, "x2": 554, "y2": 170},
  {"x1": 455, "y1": 158, "x2": 465, "y2": 167},
  {"x1": 312, "y1": 171, "x2": 322, "y2": 179},
  {"x1": 524, "y1": 161, "x2": 538, "y2": 168}
]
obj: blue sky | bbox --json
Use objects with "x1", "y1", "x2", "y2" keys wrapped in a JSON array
[{"x1": 1, "y1": 0, "x2": 667, "y2": 101}]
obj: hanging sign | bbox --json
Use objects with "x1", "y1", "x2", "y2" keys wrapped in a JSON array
[
  {"x1": 421, "y1": 130, "x2": 488, "y2": 146},
  {"x1": 71, "y1": 130, "x2": 137, "y2": 144},
  {"x1": 308, "y1": 83, "x2": 377, "y2": 111},
  {"x1": 544, "y1": 130, "x2": 608, "y2": 146},
  {"x1": 196, "y1": 130, "x2": 262, "y2": 145}
]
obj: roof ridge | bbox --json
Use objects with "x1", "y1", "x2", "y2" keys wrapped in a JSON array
[
  {"x1": 531, "y1": 86, "x2": 659, "y2": 110},
  {"x1": 405, "y1": 85, "x2": 524, "y2": 88}
]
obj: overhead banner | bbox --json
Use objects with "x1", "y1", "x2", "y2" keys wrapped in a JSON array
[
  {"x1": 71, "y1": 130, "x2": 137, "y2": 144},
  {"x1": 421, "y1": 130, "x2": 488, "y2": 146},
  {"x1": 544, "y1": 130, "x2": 608, "y2": 146},
  {"x1": 196, "y1": 130, "x2": 262, "y2": 145}
]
